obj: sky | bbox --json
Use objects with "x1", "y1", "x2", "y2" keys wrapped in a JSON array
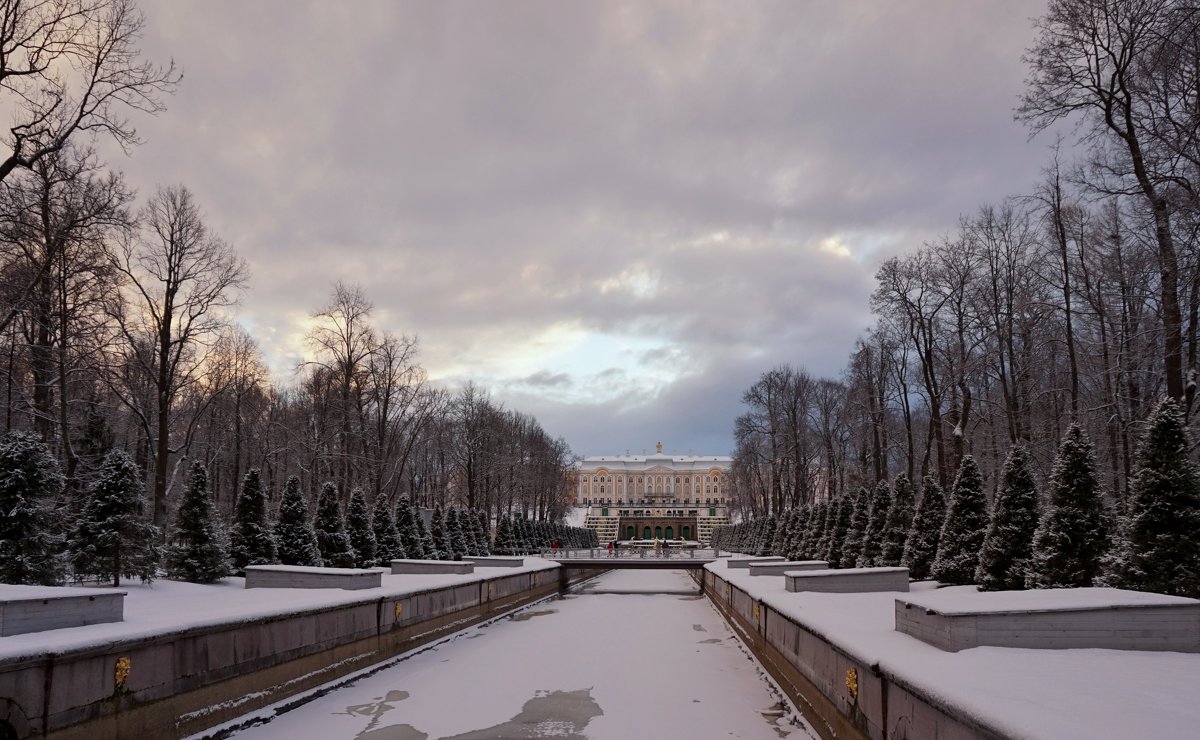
[{"x1": 113, "y1": 0, "x2": 1052, "y2": 457}]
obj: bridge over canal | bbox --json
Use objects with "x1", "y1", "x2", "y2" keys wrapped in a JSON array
[{"x1": 542, "y1": 547, "x2": 725, "y2": 570}]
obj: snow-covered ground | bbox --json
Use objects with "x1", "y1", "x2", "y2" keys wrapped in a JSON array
[
  {"x1": 713, "y1": 559, "x2": 1200, "y2": 740},
  {"x1": 229, "y1": 569, "x2": 815, "y2": 739},
  {"x1": 0, "y1": 561, "x2": 558, "y2": 662}
]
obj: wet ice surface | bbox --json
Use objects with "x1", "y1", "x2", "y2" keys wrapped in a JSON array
[{"x1": 230, "y1": 569, "x2": 813, "y2": 739}]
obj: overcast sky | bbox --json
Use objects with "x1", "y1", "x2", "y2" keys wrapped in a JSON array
[{"x1": 118, "y1": 1, "x2": 1051, "y2": 457}]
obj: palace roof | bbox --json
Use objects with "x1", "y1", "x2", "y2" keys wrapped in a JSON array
[{"x1": 575, "y1": 452, "x2": 732, "y2": 473}]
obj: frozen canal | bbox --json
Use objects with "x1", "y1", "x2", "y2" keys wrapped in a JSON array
[{"x1": 230, "y1": 569, "x2": 812, "y2": 739}]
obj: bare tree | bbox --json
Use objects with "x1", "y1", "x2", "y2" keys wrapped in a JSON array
[
  {"x1": 0, "y1": 0, "x2": 179, "y2": 182},
  {"x1": 1020, "y1": 0, "x2": 1191, "y2": 403},
  {"x1": 107, "y1": 184, "x2": 245, "y2": 525}
]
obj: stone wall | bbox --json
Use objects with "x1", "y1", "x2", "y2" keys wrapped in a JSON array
[
  {"x1": 698, "y1": 569, "x2": 1007, "y2": 740},
  {"x1": 0, "y1": 567, "x2": 603, "y2": 740}
]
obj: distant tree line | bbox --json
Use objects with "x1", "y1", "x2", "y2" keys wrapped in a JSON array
[{"x1": 726, "y1": 0, "x2": 1200, "y2": 596}]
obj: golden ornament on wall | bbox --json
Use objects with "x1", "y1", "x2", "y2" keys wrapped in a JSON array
[
  {"x1": 114, "y1": 656, "x2": 131, "y2": 689},
  {"x1": 845, "y1": 667, "x2": 859, "y2": 700}
]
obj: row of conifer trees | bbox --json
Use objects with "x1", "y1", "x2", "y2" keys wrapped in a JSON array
[
  {"x1": 490, "y1": 514, "x2": 598, "y2": 555},
  {"x1": 0, "y1": 430, "x2": 593, "y2": 587},
  {"x1": 712, "y1": 398, "x2": 1200, "y2": 598}
]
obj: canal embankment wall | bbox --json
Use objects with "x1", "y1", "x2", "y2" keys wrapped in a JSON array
[
  {"x1": 699, "y1": 565, "x2": 1007, "y2": 740},
  {"x1": 0, "y1": 564, "x2": 604, "y2": 740}
]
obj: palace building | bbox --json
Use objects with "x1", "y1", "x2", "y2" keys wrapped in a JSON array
[{"x1": 574, "y1": 442, "x2": 732, "y2": 544}]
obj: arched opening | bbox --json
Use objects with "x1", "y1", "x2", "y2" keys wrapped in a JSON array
[
  {"x1": 682, "y1": 526, "x2": 691, "y2": 540},
  {"x1": 654, "y1": 526, "x2": 662, "y2": 539},
  {"x1": 625, "y1": 525, "x2": 635, "y2": 539},
  {"x1": 643, "y1": 526, "x2": 652, "y2": 539},
  {"x1": 665, "y1": 526, "x2": 674, "y2": 540}
]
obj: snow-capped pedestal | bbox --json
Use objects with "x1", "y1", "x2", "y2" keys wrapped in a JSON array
[
  {"x1": 785, "y1": 566, "x2": 910, "y2": 593},
  {"x1": 390, "y1": 559, "x2": 475, "y2": 575},
  {"x1": 243, "y1": 565, "x2": 383, "y2": 590},
  {"x1": 463, "y1": 556, "x2": 524, "y2": 568},
  {"x1": 895, "y1": 587, "x2": 1200, "y2": 652},
  {"x1": 0, "y1": 585, "x2": 125, "y2": 636},
  {"x1": 725, "y1": 556, "x2": 786, "y2": 569},
  {"x1": 748, "y1": 560, "x2": 828, "y2": 576}
]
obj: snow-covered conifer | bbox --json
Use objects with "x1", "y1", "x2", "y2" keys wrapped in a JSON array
[
  {"x1": 71, "y1": 449, "x2": 160, "y2": 586},
  {"x1": 1027, "y1": 425, "x2": 1110, "y2": 589},
  {"x1": 903, "y1": 476, "x2": 945, "y2": 580},
  {"x1": 315, "y1": 482, "x2": 356, "y2": 568},
  {"x1": 932, "y1": 456, "x2": 989, "y2": 585},
  {"x1": 858, "y1": 479, "x2": 892, "y2": 567},
  {"x1": 230, "y1": 468, "x2": 276, "y2": 574},
  {"x1": 756, "y1": 514, "x2": 776, "y2": 556},
  {"x1": 976, "y1": 445, "x2": 1040, "y2": 591},
  {"x1": 275, "y1": 475, "x2": 321, "y2": 566},
  {"x1": 0, "y1": 431, "x2": 64, "y2": 585},
  {"x1": 446, "y1": 507, "x2": 468, "y2": 561},
  {"x1": 417, "y1": 508, "x2": 435, "y2": 557},
  {"x1": 840, "y1": 487, "x2": 872, "y2": 568},
  {"x1": 164, "y1": 462, "x2": 230, "y2": 583},
  {"x1": 430, "y1": 504, "x2": 448, "y2": 560},
  {"x1": 493, "y1": 514, "x2": 512, "y2": 555},
  {"x1": 785, "y1": 506, "x2": 809, "y2": 560},
  {"x1": 824, "y1": 495, "x2": 852, "y2": 567},
  {"x1": 395, "y1": 496, "x2": 423, "y2": 559},
  {"x1": 769, "y1": 511, "x2": 790, "y2": 556},
  {"x1": 880, "y1": 473, "x2": 915, "y2": 567},
  {"x1": 346, "y1": 488, "x2": 376, "y2": 568},
  {"x1": 372, "y1": 493, "x2": 404, "y2": 565},
  {"x1": 1102, "y1": 399, "x2": 1200, "y2": 596}
]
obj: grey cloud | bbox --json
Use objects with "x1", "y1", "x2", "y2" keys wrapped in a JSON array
[{"x1": 110, "y1": 0, "x2": 1049, "y2": 455}]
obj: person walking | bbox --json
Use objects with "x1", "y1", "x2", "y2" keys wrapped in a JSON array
[{"x1": 607, "y1": 540, "x2": 614, "y2": 557}]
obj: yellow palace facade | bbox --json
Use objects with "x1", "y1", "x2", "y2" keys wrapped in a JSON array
[{"x1": 573, "y1": 443, "x2": 732, "y2": 544}]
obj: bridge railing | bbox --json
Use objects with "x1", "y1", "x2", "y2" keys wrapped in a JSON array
[{"x1": 540, "y1": 547, "x2": 725, "y2": 560}]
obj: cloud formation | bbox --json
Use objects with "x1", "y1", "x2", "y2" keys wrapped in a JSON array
[{"x1": 116, "y1": 0, "x2": 1050, "y2": 456}]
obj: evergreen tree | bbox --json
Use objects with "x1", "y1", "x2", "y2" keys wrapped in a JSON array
[
  {"x1": 372, "y1": 493, "x2": 404, "y2": 565},
  {"x1": 275, "y1": 475, "x2": 321, "y2": 566},
  {"x1": 470, "y1": 510, "x2": 484, "y2": 556},
  {"x1": 903, "y1": 476, "x2": 946, "y2": 581},
  {"x1": 880, "y1": 473, "x2": 915, "y2": 567},
  {"x1": 1028, "y1": 425, "x2": 1111, "y2": 589},
  {"x1": 858, "y1": 479, "x2": 892, "y2": 567},
  {"x1": 71, "y1": 449, "x2": 160, "y2": 586},
  {"x1": 345, "y1": 488, "x2": 376, "y2": 568},
  {"x1": 1102, "y1": 399, "x2": 1200, "y2": 597},
  {"x1": 430, "y1": 504, "x2": 448, "y2": 560},
  {"x1": 785, "y1": 506, "x2": 810, "y2": 560},
  {"x1": 164, "y1": 462, "x2": 230, "y2": 583},
  {"x1": 816, "y1": 501, "x2": 838, "y2": 558},
  {"x1": 315, "y1": 482, "x2": 356, "y2": 568},
  {"x1": 230, "y1": 468, "x2": 276, "y2": 574},
  {"x1": 0, "y1": 431, "x2": 65, "y2": 585},
  {"x1": 976, "y1": 445, "x2": 1040, "y2": 591},
  {"x1": 769, "y1": 511, "x2": 790, "y2": 556},
  {"x1": 493, "y1": 514, "x2": 512, "y2": 555},
  {"x1": 756, "y1": 514, "x2": 777, "y2": 556},
  {"x1": 824, "y1": 495, "x2": 852, "y2": 567},
  {"x1": 805, "y1": 501, "x2": 827, "y2": 558},
  {"x1": 932, "y1": 456, "x2": 989, "y2": 585},
  {"x1": 841, "y1": 486, "x2": 872, "y2": 568},
  {"x1": 446, "y1": 507, "x2": 469, "y2": 561},
  {"x1": 395, "y1": 496, "x2": 424, "y2": 559},
  {"x1": 417, "y1": 508, "x2": 435, "y2": 558}
]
